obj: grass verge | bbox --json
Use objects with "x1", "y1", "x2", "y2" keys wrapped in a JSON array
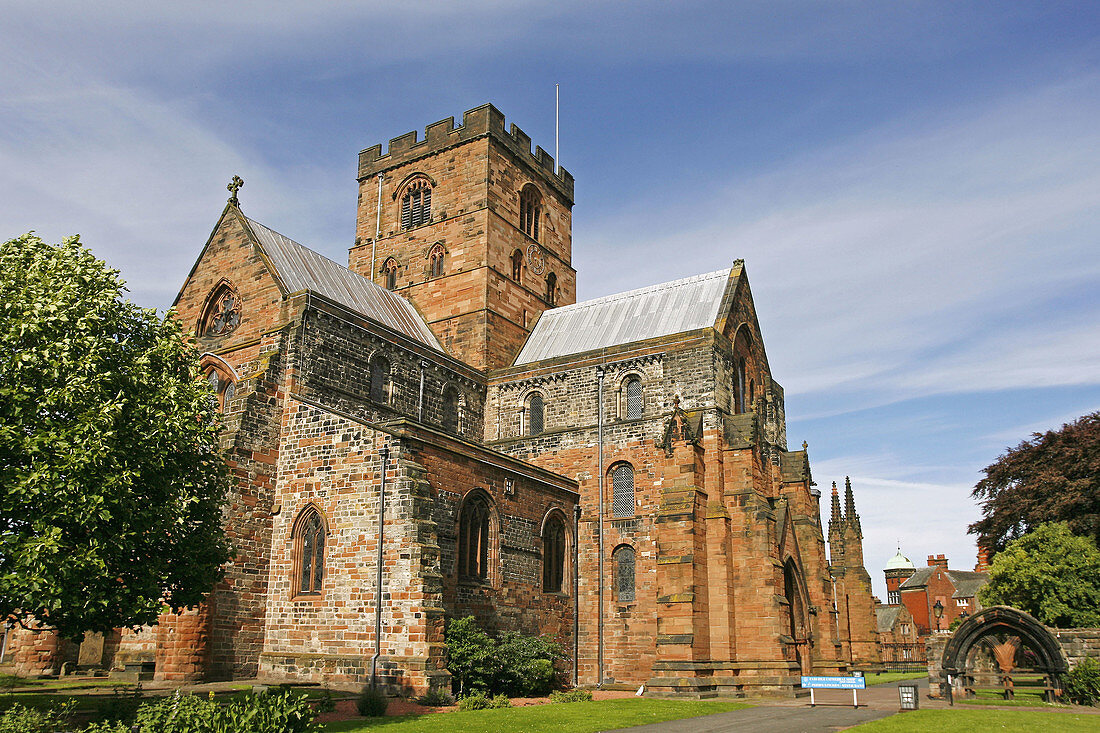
[
  {"x1": 849, "y1": 709, "x2": 1098, "y2": 731},
  {"x1": 862, "y1": 672, "x2": 926, "y2": 686},
  {"x1": 323, "y1": 698, "x2": 750, "y2": 732}
]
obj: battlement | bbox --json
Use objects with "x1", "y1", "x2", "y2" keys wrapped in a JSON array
[{"x1": 357, "y1": 104, "x2": 574, "y2": 203}]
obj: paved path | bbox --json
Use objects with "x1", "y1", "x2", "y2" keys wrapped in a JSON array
[{"x1": 611, "y1": 678, "x2": 942, "y2": 733}]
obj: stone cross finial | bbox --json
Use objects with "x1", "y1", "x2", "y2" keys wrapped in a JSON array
[{"x1": 227, "y1": 175, "x2": 244, "y2": 205}]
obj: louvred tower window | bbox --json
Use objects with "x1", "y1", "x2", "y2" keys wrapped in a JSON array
[
  {"x1": 520, "y1": 184, "x2": 541, "y2": 241},
  {"x1": 401, "y1": 179, "x2": 432, "y2": 230}
]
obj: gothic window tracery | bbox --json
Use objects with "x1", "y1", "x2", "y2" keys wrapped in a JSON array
[
  {"x1": 542, "y1": 513, "x2": 566, "y2": 593},
  {"x1": 382, "y1": 258, "x2": 399, "y2": 290},
  {"x1": 294, "y1": 506, "x2": 326, "y2": 596},
  {"x1": 401, "y1": 179, "x2": 432, "y2": 230},
  {"x1": 611, "y1": 463, "x2": 635, "y2": 518},
  {"x1": 458, "y1": 491, "x2": 493, "y2": 581},
  {"x1": 613, "y1": 544, "x2": 635, "y2": 603},
  {"x1": 520, "y1": 184, "x2": 541, "y2": 241},
  {"x1": 429, "y1": 243, "x2": 445, "y2": 278},
  {"x1": 201, "y1": 284, "x2": 241, "y2": 337}
]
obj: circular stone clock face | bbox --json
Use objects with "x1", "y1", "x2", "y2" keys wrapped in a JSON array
[{"x1": 526, "y1": 243, "x2": 546, "y2": 275}]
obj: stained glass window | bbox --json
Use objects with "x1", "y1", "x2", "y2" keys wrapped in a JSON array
[
  {"x1": 613, "y1": 545, "x2": 635, "y2": 603},
  {"x1": 297, "y1": 509, "x2": 325, "y2": 595}
]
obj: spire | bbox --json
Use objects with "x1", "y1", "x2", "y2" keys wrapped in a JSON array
[
  {"x1": 830, "y1": 481, "x2": 842, "y2": 524},
  {"x1": 844, "y1": 476, "x2": 862, "y2": 537}
]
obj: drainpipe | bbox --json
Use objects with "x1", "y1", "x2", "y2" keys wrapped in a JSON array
[
  {"x1": 573, "y1": 503, "x2": 581, "y2": 687},
  {"x1": 418, "y1": 360, "x2": 428, "y2": 422},
  {"x1": 372, "y1": 173, "x2": 383, "y2": 283},
  {"x1": 371, "y1": 445, "x2": 390, "y2": 689},
  {"x1": 596, "y1": 366, "x2": 605, "y2": 687}
]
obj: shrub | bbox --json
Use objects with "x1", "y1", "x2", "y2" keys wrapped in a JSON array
[
  {"x1": 0, "y1": 702, "x2": 74, "y2": 733},
  {"x1": 457, "y1": 691, "x2": 511, "y2": 710},
  {"x1": 446, "y1": 616, "x2": 562, "y2": 696},
  {"x1": 356, "y1": 686, "x2": 389, "y2": 717},
  {"x1": 84, "y1": 688, "x2": 322, "y2": 733},
  {"x1": 416, "y1": 688, "x2": 455, "y2": 706},
  {"x1": 1064, "y1": 658, "x2": 1100, "y2": 706},
  {"x1": 550, "y1": 688, "x2": 593, "y2": 703},
  {"x1": 95, "y1": 685, "x2": 144, "y2": 724}
]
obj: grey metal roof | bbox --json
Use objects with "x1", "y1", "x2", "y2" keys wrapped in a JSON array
[
  {"x1": 245, "y1": 218, "x2": 442, "y2": 350},
  {"x1": 947, "y1": 571, "x2": 990, "y2": 599},
  {"x1": 514, "y1": 268, "x2": 734, "y2": 365},
  {"x1": 899, "y1": 567, "x2": 934, "y2": 589},
  {"x1": 876, "y1": 605, "x2": 902, "y2": 633}
]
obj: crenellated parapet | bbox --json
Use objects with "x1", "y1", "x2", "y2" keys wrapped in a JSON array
[{"x1": 358, "y1": 103, "x2": 574, "y2": 203}]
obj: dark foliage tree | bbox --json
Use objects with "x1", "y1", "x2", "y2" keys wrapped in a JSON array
[
  {"x1": 0, "y1": 233, "x2": 230, "y2": 639},
  {"x1": 969, "y1": 411, "x2": 1100, "y2": 555}
]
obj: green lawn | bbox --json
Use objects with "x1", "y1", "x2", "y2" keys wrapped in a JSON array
[
  {"x1": 323, "y1": 698, "x2": 751, "y2": 733},
  {"x1": 850, "y1": 709, "x2": 1099, "y2": 731},
  {"x1": 862, "y1": 672, "x2": 926, "y2": 686}
]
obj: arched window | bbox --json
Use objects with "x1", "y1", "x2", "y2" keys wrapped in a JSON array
[
  {"x1": 749, "y1": 379, "x2": 755, "y2": 411},
  {"x1": 401, "y1": 179, "x2": 432, "y2": 230},
  {"x1": 613, "y1": 545, "x2": 636, "y2": 603},
  {"x1": 735, "y1": 358, "x2": 747, "y2": 414},
  {"x1": 429, "y1": 243, "x2": 445, "y2": 279},
  {"x1": 526, "y1": 392, "x2": 544, "y2": 436},
  {"x1": 624, "y1": 376, "x2": 643, "y2": 420},
  {"x1": 458, "y1": 491, "x2": 492, "y2": 581},
  {"x1": 370, "y1": 354, "x2": 391, "y2": 404},
  {"x1": 203, "y1": 368, "x2": 236, "y2": 412},
  {"x1": 611, "y1": 463, "x2": 635, "y2": 518},
  {"x1": 294, "y1": 507, "x2": 326, "y2": 596},
  {"x1": 520, "y1": 184, "x2": 541, "y2": 241},
  {"x1": 511, "y1": 248, "x2": 524, "y2": 282},
  {"x1": 201, "y1": 283, "x2": 241, "y2": 337},
  {"x1": 442, "y1": 385, "x2": 459, "y2": 433},
  {"x1": 542, "y1": 513, "x2": 566, "y2": 593},
  {"x1": 545, "y1": 272, "x2": 557, "y2": 305},
  {"x1": 382, "y1": 258, "x2": 399, "y2": 291}
]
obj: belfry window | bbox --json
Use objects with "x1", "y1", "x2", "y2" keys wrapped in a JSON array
[
  {"x1": 542, "y1": 513, "x2": 566, "y2": 593},
  {"x1": 613, "y1": 545, "x2": 635, "y2": 603},
  {"x1": 429, "y1": 243, "x2": 445, "y2": 278},
  {"x1": 382, "y1": 258, "x2": 399, "y2": 291},
  {"x1": 520, "y1": 184, "x2": 541, "y2": 241},
  {"x1": 295, "y1": 507, "x2": 326, "y2": 596},
  {"x1": 511, "y1": 249, "x2": 524, "y2": 282},
  {"x1": 370, "y1": 355, "x2": 391, "y2": 404},
  {"x1": 526, "y1": 392, "x2": 544, "y2": 436},
  {"x1": 545, "y1": 272, "x2": 557, "y2": 305},
  {"x1": 201, "y1": 284, "x2": 241, "y2": 337},
  {"x1": 611, "y1": 463, "x2": 635, "y2": 518},
  {"x1": 401, "y1": 179, "x2": 432, "y2": 230},
  {"x1": 458, "y1": 492, "x2": 492, "y2": 581}
]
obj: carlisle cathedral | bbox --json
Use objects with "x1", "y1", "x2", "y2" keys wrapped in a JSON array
[{"x1": 9, "y1": 105, "x2": 880, "y2": 696}]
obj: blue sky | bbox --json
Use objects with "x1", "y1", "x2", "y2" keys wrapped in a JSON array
[{"x1": 3, "y1": 1, "x2": 1099, "y2": 599}]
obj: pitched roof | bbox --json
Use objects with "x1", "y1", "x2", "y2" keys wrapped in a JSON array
[
  {"x1": 899, "y1": 567, "x2": 934, "y2": 589},
  {"x1": 947, "y1": 570, "x2": 990, "y2": 599},
  {"x1": 514, "y1": 267, "x2": 735, "y2": 365},
  {"x1": 876, "y1": 605, "x2": 902, "y2": 633},
  {"x1": 244, "y1": 217, "x2": 441, "y2": 350}
]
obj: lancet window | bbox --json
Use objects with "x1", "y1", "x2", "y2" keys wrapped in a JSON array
[{"x1": 542, "y1": 513, "x2": 566, "y2": 593}]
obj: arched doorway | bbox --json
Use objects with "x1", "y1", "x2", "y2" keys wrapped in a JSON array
[
  {"x1": 940, "y1": 606, "x2": 1068, "y2": 702},
  {"x1": 783, "y1": 559, "x2": 812, "y2": 674}
]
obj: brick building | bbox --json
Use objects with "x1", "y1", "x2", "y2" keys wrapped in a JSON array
[
  {"x1": 7, "y1": 104, "x2": 867, "y2": 696},
  {"x1": 898, "y1": 555, "x2": 989, "y2": 638}
]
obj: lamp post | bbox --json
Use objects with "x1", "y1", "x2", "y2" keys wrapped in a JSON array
[{"x1": 932, "y1": 599, "x2": 945, "y2": 633}]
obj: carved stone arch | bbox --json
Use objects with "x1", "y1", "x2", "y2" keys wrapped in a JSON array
[
  {"x1": 422, "y1": 240, "x2": 449, "y2": 259},
  {"x1": 940, "y1": 606, "x2": 1068, "y2": 696},
  {"x1": 390, "y1": 171, "x2": 438, "y2": 200},
  {"x1": 199, "y1": 353, "x2": 240, "y2": 382},
  {"x1": 198, "y1": 278, "x2": 242, "y2": 337},
  {"x1": 291, "y1": 502, "x2": 331, "y2": 538},
  {"x1": 782, "y1": 556, "x2": 813, "y2": 673}
]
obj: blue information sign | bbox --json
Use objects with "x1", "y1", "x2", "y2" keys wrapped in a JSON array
[{"x1": 801, "y1": 676, "x2": 866, "y2": 690}]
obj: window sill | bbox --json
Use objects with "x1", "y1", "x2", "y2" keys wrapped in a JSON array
[{"x1": 291, "y1": 593, "x2": 325, "y2": 603}]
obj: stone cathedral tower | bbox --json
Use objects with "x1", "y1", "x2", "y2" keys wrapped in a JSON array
[
  {"x1": 349, "y1": 104, "x2": 576, "y2": 370},
  {"x1": 828, "y1": 477, "x2": 881, "y2": 667}
]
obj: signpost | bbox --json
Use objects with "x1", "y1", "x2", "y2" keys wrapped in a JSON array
[{"x1": 801, "y1": 675, "x2": 867, "y2": 708}]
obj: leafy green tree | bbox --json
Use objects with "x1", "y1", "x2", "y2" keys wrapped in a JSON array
[
  {"x1": 0, "y1": 233, "x2": 229, "y2": 639},
  {"x1": 969, "y1": 411, "x2": 1100, "y2": 554},
  {"x1": 978, "y1": 522, "x2": 1100, "y2": 628}
]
